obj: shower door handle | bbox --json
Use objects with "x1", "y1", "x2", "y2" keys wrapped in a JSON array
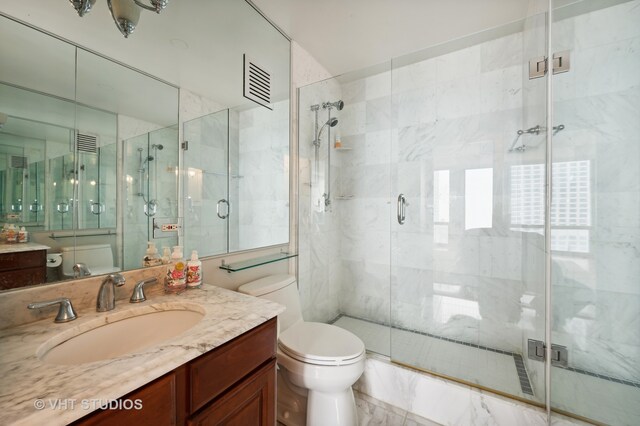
[
  {"x1": 217, "y1": 199, "x2": 229, "y2": 219},
  {"x1": 397, "y1": 194, "x2": 406, "y2": 225}
]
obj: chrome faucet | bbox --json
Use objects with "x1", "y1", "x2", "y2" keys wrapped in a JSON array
[
  {"x1": 27, "y1": 298, "x2": 77, "y2": 323},
  {"x1": 130, "y1": 277, "x2": 158, "y2": 303},
  {"x1": 97, "y1": 273, "x2": 126, "y2": 312},
  {"x1": 73, "y1": 262, "x2": 91, "y2": 278}
]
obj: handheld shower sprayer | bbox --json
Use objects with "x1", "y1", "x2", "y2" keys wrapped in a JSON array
[{"x1": 315, "y1": 117, "x2": 339, "y2": 146}]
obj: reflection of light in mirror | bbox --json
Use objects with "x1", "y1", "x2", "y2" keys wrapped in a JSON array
[
  {"x1": 464, "y1": 168, "x2": 493, "y2": 230},
  {"x1": 90, "y1": 180, "x2": 96, "y2": 186},
  {"x1": 126, "y1": 175, "x2": 133, "y2": 183},
  {"x1": 433, "y1": 294, "x2": 481, "y2": 323},
  {"x1": 53, "y1": 182, "x2": 57, "y2": 186}
]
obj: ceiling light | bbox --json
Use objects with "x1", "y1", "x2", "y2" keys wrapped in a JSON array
[{"x1": 69, "y1": 0, "x2": 168, "y2": 38}]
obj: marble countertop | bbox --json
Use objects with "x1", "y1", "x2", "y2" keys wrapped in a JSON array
[
  {"x1": 0, "y1": 284, "x2": 284, "y2": 425},
  {"x1": 0, "y1": 242, "x2": 50, "y2": 254}
]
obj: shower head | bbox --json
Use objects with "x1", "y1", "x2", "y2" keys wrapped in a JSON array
[
  {"x1": 323, "y1": 100, "x2": 344, "y2": 111},
  {"x1": 152, "y1": 144, "x2": 164, "y2": 150},
  {"x1": 315, "y1": 117, "x2": 339, "y2": 145}
]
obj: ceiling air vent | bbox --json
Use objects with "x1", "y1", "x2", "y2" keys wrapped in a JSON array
[
  {"x1": 243, "y1": 54, "x2": 273, "y2": 110},
  {"x1": 10, "y1": 155, "x2": 27, "y2": 169},
  {"x1": 76, "y1": 131, "x2": 98, "y2": 153}
]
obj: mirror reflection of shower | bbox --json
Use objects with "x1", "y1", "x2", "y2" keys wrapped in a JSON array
[
  {"x1": 311, "y1": 100, "x2": 343, "y2": 210},
  {"x1": 137, "y1": 143, "x2": 163, "y2": 216}
]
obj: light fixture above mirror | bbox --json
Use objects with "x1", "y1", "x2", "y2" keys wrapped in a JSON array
[{"x1": 68, "y1": 0, "x2": 168, "y2": 38}]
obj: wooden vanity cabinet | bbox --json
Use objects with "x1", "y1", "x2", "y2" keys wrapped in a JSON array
[
  {"x1": 0, "y1": 249, "x2": 46, "y2": 290},
  {"x1": 73, "y1": 318, "x2": 277, "y2": 426}
]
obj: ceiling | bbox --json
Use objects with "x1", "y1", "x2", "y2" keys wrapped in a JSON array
[
  {"x1": 251, "y1": 0, "x2": 532, "y2": 76},
  {"x1": 0, "y1": 0, "x2": 290, "y2": 108},
  {"x1": 0, "y1": 0, "x2": 544, "y2": 102}
]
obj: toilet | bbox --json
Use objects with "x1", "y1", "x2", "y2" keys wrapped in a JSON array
[
  {"x1": 238, "y1": 274, "x2": 365, "y2": 426},
  {"x1": 60, "y1": 244, "x2": 120, "y2": 278}
]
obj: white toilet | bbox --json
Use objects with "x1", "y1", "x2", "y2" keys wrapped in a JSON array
[{"x1": 238, "y1": 274, "x2": 365, "y2": 426}]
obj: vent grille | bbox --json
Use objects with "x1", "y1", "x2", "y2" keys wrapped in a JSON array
[
  {"x1": 10, "y1": 155, "x2": 27, "y2": 169},
  {"x1": 243, "y1": 54, "x2": 273, "y2": 110},
  {"x1": 76, "y1": 132, "x2": 98, "y2": 153}
]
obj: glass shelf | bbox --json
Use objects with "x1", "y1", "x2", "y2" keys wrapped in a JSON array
[
  {"x1": 334, "y1": 195, "x2": 354, "y2": 200},
  {"x1": 219, "y1": 252, "x2": 298, "y2": 273},
  {"x1": 335, "y1": 147, "x2": 352, "y2": 151}
]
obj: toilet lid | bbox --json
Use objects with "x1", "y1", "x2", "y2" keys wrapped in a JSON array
[{"x1": 279, "y1": 322, "x2": 365, "y2": 366}]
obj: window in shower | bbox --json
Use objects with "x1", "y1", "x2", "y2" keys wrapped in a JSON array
[
  {"x1": 464, "y1": 168, "x2": 493, "y2": 230},
  {"x1": 510, "y1": 160, "x2": 591, "y2": 253},
  {"x1": 433, "y1": 169, "x2": 450, "y2": 244}
]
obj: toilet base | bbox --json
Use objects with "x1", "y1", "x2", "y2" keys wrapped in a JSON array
[{"x1": 307, "y1": 388, "x2": 357, "y2": 426}]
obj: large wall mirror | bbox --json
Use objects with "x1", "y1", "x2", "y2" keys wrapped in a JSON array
[{"x1": 0, "y1": 0, "x2": 290, "y2": 291}]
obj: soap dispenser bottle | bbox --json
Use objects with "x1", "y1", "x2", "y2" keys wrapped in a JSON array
[
  {"x1": 186, "y1": 250, "x2": 202, "y2": 289},
  {"x1": 165, "y1": 246, "x2": 186, "y2": 293}
]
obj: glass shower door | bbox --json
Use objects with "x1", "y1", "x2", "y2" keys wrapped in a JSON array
[
  {"x1": 389, "y1": 12, "x2": 549, "y2": 404},
  {"x1": 550, "y1": 1, "x2": 640, "y2": 424},
  {"x1": 183, "y1": 109, "x2": 230, "y2": 257}
]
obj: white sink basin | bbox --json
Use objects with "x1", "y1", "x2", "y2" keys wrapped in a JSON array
[{"x1": 38, "y1": 305, "x2": 205, "y2": 365}]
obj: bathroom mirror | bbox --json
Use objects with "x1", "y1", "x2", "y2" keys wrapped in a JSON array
[{"x1": 0, "y1": 0, "x2": 289, "y2": 291}]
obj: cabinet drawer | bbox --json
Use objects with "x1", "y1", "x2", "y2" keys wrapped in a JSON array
[
  {"x1": 73, "y1": 371, "x2": 179, "y2": 426},
  {"x1": 188, "y1": 360, "x2": 276, "y2": 426},
  {"x1": 189, "y1": 317, "x2": 276, "y2": 414},
  {"x1": 0, "y1": 266, "x2": 46, "y2": 290},
  {"x1": 0, "y1": 249, "x2": 46, "y2": 272}
]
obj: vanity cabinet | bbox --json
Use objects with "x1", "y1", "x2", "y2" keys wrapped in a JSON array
[
  {"x1": 0, "y1": 249, "x2": 46, "y2": 290},
  {"x1": 73, "y1": 318, "x2": 277, "y2": 426}
]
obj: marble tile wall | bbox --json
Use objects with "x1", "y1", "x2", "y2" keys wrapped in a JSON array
[
  {"x1": 236, "y1": 99, "x2": 290, "y2": 252},
  {"x1": 549, "y1": 0, "x2": 640, "y2": 389}
]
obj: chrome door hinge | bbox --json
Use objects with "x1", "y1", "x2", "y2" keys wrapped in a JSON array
[
  {"x1": 529, "y1": 56, "x2": 548, "y2": 79},
  {"x1": 529, "y1": 51, "x2": 570, "y2": 79},
  {"x1": 527, "y1": 339, "x2": 568, "y2": 367},
  {"x1": 182, "y1": 141, "x2": 189, "y2": 150},
  {"x1": 552, "y1": 50, "x2": 570, "y2": 74}
]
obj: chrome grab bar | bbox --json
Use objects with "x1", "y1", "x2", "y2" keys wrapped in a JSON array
[
  {"x1": 217, "y1": 199, "x2": 230, "y2": 219},
  {"x1": 397, "y1": 194, "x2": 407, "y2": 224}
]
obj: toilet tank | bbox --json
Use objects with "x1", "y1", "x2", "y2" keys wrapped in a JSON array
[
  {"x1": 60, "y1": 244, "x2": 119, "y2": 277},
  {"x1": 238, "y1": 274, "x2": 302, "y2": 332}
]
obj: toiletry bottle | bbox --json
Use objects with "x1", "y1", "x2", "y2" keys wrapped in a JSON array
[
  {"x1": 186, "y1": 250, "x2": 202, "y2": 289},
  {"x1": 143, "y1": 241, "x2": 161, "y2": 267},
  {"x1": 0, "y1": 224, "x2": 8, "y2": 242},
  {"x1": 334, "y1": 134, "x2": 342, "y2": 148},
  {"x1": 161, "y1": 247, "x2": 171, "y2": 264},
  {"x1": 6, "y1": 224, "x2": 17, "y2": 243},
  {"x1": 165, "y1": 246, "x2": 186, "y2": 293},
  {"x1": 18, "y1": 227, "x2": 28, "y2": 243}
]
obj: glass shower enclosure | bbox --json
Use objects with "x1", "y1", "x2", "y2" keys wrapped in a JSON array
[{"x1": 297, "y1": 0, "x2": 640, "y2": 424}]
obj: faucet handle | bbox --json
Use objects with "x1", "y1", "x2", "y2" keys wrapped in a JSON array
[
  {"x1": 130, "y1": 277, "x2": 158, "y2": 303},
  {"x1": 28, "y1": 298, "x2": 77, "y2": 323}
]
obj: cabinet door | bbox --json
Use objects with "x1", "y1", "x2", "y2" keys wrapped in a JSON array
[
  {"x1": 189, "y1": 360, "x2": 276, "y2": 426},
  {"x1": 73, "y1": 371, "x2": 178, "y2": 426}
]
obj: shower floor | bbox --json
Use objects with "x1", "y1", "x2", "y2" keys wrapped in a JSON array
[
  {"x1": 333, "y1": 315, "x2": 640, "y2": 424},
  {"x1": 333, "y1": 315, "x2": 536, "y2": 400}
]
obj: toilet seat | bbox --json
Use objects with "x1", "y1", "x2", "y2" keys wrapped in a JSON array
[{"x1": 278, "y1": 322, "x2": 365, "y2": 366}]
